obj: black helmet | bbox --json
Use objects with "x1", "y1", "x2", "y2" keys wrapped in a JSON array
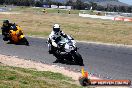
[
  {"x1": 3, "y1": 20, "x2": 9, "y2": 24},
  {"x1": 53, "y1": 24, "x2": 60, "y2": 33},
  {"x1": 3, "y1": 20, "x2": 9, "y2": 26}
]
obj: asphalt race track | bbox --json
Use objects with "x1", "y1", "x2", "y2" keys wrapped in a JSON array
[{"x1": 0, "y1": 35, "x2": 132, "y2": 81}]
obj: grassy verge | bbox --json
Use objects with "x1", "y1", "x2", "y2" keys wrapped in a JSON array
[
  {"x1": 0, "y1": 64, "x2": 83, "y2": 88},
  {"x1": 0, "y1": 6, "x2": 132, "y2": 45}
]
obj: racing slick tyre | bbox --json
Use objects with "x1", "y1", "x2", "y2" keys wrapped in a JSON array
[
  {"x1": 21, "y1": 37, "x2": 29, "y2": 46},
  {"x1": 72, "y1": 52, "x2": 84, "y2": 66}
]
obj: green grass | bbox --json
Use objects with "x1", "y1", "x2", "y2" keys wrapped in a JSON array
[{"x1": 0, "y1": 64, "x2": 83, "y2": 88}]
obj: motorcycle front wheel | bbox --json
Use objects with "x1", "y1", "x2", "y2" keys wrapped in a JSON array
[
  {"x1": 72, "y1": 52, "x2": 84, "y2": 66},
  {"x1": 20, "y1": 37, "x2": 29, "y2": 46}
]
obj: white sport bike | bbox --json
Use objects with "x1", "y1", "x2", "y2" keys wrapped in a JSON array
[{"x1": 47, "y1": 35, "x2": 84, "y2": 66}]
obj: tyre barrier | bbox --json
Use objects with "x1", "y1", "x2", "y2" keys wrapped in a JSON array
[{"x1": 114, "y1": 17, "x2": 132, "y2": 22}]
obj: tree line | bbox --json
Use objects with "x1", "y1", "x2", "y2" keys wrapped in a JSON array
[
  {"x1": 0, "y1": 0, "x2": 132, "y2": 13},
  {"x1": 66, "y1": 0, "x2": 132, "y2": 13}
]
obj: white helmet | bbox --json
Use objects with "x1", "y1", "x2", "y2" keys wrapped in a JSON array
[{"x1": 53, "y1": 24, "x2": 60, "y2": 33}]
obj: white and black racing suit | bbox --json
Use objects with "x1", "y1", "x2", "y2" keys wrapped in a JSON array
[{"x1": 48, "y1": 30, "x2": 67, "y2": 53}]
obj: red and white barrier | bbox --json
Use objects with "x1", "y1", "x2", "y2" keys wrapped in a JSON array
[
  {"x1": 114, "y1": 17, "x2": 132, "y2": 22},
  {"x1": 114, "y1": 17, "x2": 124, "y2": 21},
  {"x1": 124, "y1": 18, "x2": 132, "y2": 22},
  {"x1": 79, "y1": 13, "x2": 132, "y2": 22}
]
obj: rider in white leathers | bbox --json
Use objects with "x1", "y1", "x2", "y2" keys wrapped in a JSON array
[
  {"x1": 49, "y1": 24, "x2": 67, "y2": 48},
  {"x1": 48, "y1": 24, "x2": 68, "y2": 62}
]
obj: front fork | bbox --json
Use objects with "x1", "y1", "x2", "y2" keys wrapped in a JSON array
[{"x1": 71, "y1": 47, "x2": 78, "y2": 54}]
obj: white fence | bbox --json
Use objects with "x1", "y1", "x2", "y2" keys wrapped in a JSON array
[
  {"x1": 79, "y1": 13, "x2": 132, "y2": 22},
  {"x1": 79, "y1": 13, "x2": 115, "y2": 20},
  {"x1": 51, "y1": 5, "x2": 72, "y2": 9},
  {"x1": 51, "y1": 5, "x2": 58, "y2": 9}
]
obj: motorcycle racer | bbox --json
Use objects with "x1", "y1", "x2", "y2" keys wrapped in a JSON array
[
  {"x1": 1, "y1": 20, "x2": 14, "y2": 41},
  {"x1": 1, "y1": 20, "x2": 29, "y2": 46},
  {"x1": 47, "y1": 24, "x2": 84, "y2": 65},
  {"x1": 48, "y1": 24, "x2": 67, "y2": 53}
]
